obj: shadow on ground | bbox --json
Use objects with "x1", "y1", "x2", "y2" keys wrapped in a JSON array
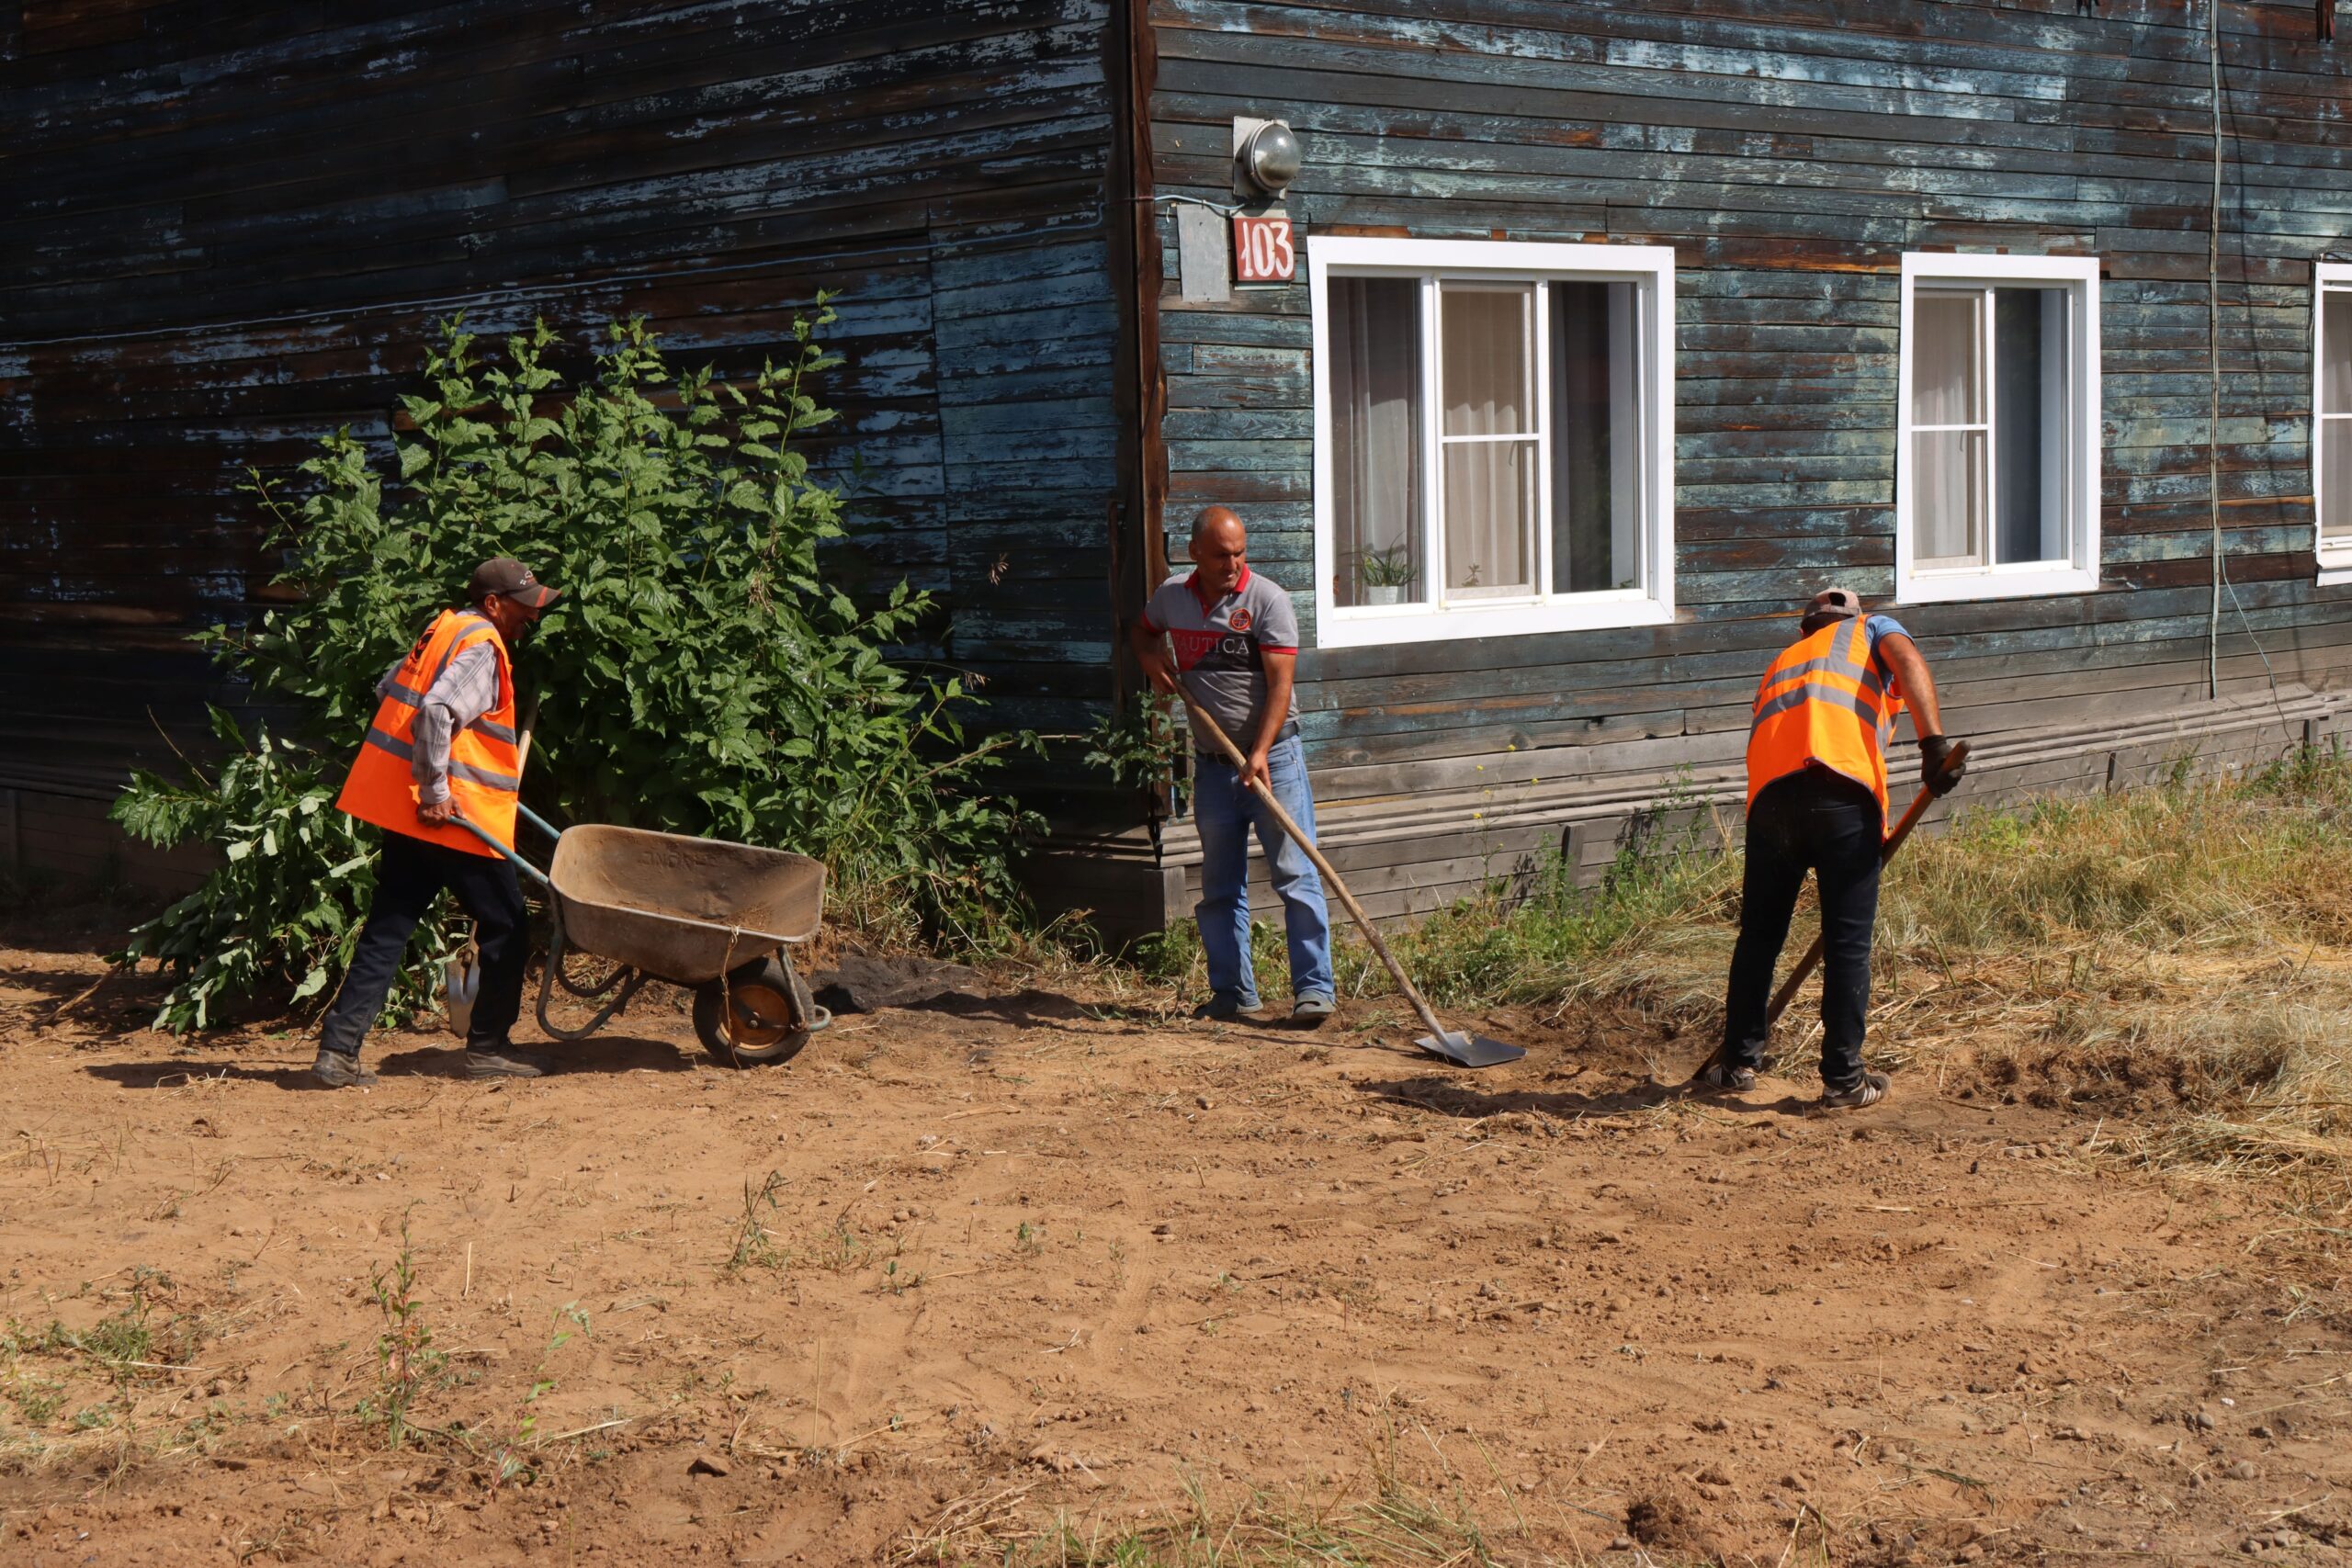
[
  {"x1": 84, "y1": 1032, "x2": 695, "y2": 1090},
  {"x1": 1352, "y1": 1072, "x2": 1811, "y2": 1120}
]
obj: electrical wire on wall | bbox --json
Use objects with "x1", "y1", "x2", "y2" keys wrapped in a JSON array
[
  {"x1": 2205, "y1": 0, "x2": 2291, "y2": 722},
  {"x1": 2208, "y1": 0, "x2": 2225, "y2": 700}
]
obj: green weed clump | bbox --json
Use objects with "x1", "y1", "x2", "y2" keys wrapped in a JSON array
[
  {"x1": 0, "y1": 1270, "x2": 208, "y2": 1477},
  {"x1": 112, "y1": 302, "x2": 1040, "y2": 1031},
  {"x1": 1383, "y1": 797, "x2": 1736, "y2": 1015}
]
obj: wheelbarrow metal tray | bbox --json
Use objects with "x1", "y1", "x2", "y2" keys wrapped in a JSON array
[{"x1": 547, "y1": 825, "x2": 825, "y2": 986}]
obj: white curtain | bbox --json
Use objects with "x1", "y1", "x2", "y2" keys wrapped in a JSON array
[
  {"x1": 1329, "y1": 278, "x2": 1423, "y2": 605},
  {"x1": 1911, "y1": 292, "x2": 1984, "y2": 566},
  {"x1": 2324, "y1": 294, "x2": 2352, "y2": 545},
  {"x1": 1441, "y1": 285, "x2": 1534, "y2": 594}
]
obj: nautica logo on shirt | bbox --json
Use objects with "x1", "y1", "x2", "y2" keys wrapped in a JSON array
[{"x1": 1170, "y1": 629, "x2": 1258, "y2": 670}]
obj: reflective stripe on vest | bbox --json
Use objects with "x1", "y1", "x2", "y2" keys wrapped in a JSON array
[
  {"x1": 358, "y1": 728, "x2": 524, "y2": 792},
  {"x1": 334, "y1": 609, "x2": 522, "y2": 858},
  {"x1": 1743, "y1": 617, "x2": 1905, "y2": 831}
]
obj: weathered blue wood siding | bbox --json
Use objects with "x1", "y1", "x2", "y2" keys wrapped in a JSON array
[
  {"x1": 1145, "y1": 0, "x2": 2352, "y2": 919},
  {"x1": 0, "y1": 0, "x2": 1125, "y2": 880}
]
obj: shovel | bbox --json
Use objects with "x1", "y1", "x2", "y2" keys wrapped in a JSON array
[{"x1": 1169, "y1": 688, "x2": 1524, "y2": 1070}]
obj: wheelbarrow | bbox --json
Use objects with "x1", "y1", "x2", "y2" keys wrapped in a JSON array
[{"x1": 452, "y1": 804, "x2": 832, "y2": 1069}]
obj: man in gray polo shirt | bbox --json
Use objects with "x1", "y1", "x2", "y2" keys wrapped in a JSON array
[{"x1": 1131, "y1": 505, "x2": 1336, "y2": 1022}]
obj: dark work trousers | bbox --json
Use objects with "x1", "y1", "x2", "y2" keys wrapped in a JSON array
[
  {"x1": 1720, "y1": 767, "x2": 1883, "y2": 1093},
  {"x1": 318, "y1": 829, "x2": 526, "y2": 1059}
]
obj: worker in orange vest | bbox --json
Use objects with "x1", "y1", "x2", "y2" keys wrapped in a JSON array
[
  {"x1": 313, "y1": 558, "x2": 560, "y2": 1087},
  {"x1": 1695, "y1": 587, "x2": 1964, "y2": 1109}
]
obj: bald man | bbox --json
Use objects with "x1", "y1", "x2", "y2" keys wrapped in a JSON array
[{"x1": 1131, "y1": 506, "x2": 1336, "y2": 1023}]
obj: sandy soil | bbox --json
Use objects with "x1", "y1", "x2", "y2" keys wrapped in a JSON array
[{"x1": 2, "y1": 919, "x2": 2348, "y2": 1566}]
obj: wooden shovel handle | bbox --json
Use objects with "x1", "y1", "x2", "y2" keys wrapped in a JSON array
[
  {"x1": 1168, "y1": 684, "x2": 1453, "y2": 1043},
  {"x1": 1761, "y1": 739, "x2": 1972, "y2": 1026}
]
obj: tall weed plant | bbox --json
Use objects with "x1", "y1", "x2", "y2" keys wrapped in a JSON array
[
  {"x1": 115, "y1": 305, "x2": 1036, "y2": 1032},
  {"x1": 112, "y1": 711, "x2": 456, "y2": 1030}
]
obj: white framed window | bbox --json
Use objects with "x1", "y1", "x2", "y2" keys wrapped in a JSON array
[
  {"x1": 2314, "y1": 262, "x2": 2352, "y2": 581},
  {"x1": 1308, "y1": 237, "x2": 1676, "y2": 649},
  {"x1": 1895, "y1": 253, "x2": 2101, "y2": 604}
]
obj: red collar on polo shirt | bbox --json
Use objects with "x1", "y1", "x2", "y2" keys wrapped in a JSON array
[{"x1": 1185, "y1": 564, "x2": 1251, "y2": 612}]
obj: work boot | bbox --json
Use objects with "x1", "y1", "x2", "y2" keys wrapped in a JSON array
[
  {"x1": 311, "y1": 1049, "x2": 377, "y2": 1089},
  {"x1": 1819, "y1": 1071, "x2": 1891, "y2": 1111},
  {"x1": 1689, "y1": 1059, "x2": 1756, "y2": 1093},
  {"x1": 1190, "y1": 996, "x2": 1255, "y2": 1021},
  {"x1": 1291, "y1": 995, "x2": 1335, "y2": 1027},
  {"x1": 465, "y1": 1044, "x2": 551, "y2": 1080}
]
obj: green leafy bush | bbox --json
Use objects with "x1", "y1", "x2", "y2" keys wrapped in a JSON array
[
  {"x1": 112, "y1": 711, "x2": 458, "y2": 1031},
  {"x1": 113, "y1": 304, "x2": 1036, "y2": 1030}
]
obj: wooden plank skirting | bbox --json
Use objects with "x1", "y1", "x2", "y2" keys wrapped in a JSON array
[
  {"x1": 1110, "y1": 685, "x2": 2349, "y2": 935},
  {"x1": 0, "y1": 770, "x2": 213, "y2": 895}
]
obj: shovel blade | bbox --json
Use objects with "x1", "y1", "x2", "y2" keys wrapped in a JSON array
[{"x1": 1415, "y1": 1031, "x2": 1526, "y2": 1069}]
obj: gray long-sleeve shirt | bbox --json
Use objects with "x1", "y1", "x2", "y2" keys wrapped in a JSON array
[{"x1": 377, "y1": 638, "x2": 499, "y2": 805}]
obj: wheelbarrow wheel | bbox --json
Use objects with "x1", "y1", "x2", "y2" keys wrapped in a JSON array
[{"x1": 694, "y1": 958, "x2": 813, "y2": 1068}]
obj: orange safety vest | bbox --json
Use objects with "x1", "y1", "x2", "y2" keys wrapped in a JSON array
[
  {"x1": 1744, "y1": 617, "x2": 1906, "y2": 831},
  {"x1": 335, "y1": 609, "x2": 522, "y2": 857}
]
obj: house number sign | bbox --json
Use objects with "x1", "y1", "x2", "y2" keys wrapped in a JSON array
[{"x1": 1232, "y1": 212, "x2": 1295, "y2": 283}]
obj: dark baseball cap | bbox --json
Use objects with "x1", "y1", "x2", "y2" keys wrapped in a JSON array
[{"x1": 468, "y1": 557, "x2": 560, "y2": 610}]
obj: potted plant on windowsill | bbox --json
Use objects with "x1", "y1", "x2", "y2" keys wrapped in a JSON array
[{"x1": 1358, "y1": 545, "x2": 1413, "y2": 607}]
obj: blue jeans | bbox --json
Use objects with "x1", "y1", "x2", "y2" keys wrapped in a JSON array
[{"x1": 1193, "y1": 732, "x2": 1335, "y2": 1009}]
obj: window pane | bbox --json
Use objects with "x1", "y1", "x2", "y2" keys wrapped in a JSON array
[
  {"x1": 2326, "y1": 293, "x2": 2352, "y2": 416},
  {"x1": 1442, "y1": 439, "x2": 1535, "y2": 595},
  {"x1": 1328, "y1": 277, "x2": 1427, "y2": 608},
  {"x1": 1550, "y1": 280, "x2": 1642, "y2": 593},
  {"x1": 1992, "y1": 287, "x2": 2068, "y2": 566},
  {"x1": 1441, "y1": 284, "x2": 1532, "y2": 436},
  {"x1": 1914, "y1": 428, "x2": 1985, "y2": 567},
  {"x1": 1912, "y1": 292, "x2": 1980, "y2": 426},
  {"x1": 2324, "y1": 419, "x2": 2352, "y2": 543}
]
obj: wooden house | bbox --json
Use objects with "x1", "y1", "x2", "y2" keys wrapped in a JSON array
[{"x1": 8, "y1": 2, "x2": 2352, "y2": 947}]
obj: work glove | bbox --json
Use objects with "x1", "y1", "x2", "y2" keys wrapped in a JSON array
[{"x1": 1919, "y1": 734, "x2": 1965, "y2": 796}]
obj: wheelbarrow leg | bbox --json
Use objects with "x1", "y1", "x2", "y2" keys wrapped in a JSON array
[
  {"x1": 533, "y1": 920, "x2": 648, "y2": 1043},
  {"x1": 773, "y1": 943, "x2": 825, "y2": 1035}
]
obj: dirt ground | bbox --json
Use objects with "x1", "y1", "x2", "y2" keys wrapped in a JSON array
[{"x1": 3, "y1": 918, "x2": 2349, "y2": 1566}]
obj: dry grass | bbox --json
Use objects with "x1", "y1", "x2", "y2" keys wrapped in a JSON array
[
  {"x1": 897, "y1": 1406, "x2": 1518, "y2": 1567},
  {"x1": 1871, "y1": 750, "x2": 2352, "y2": 1208}
]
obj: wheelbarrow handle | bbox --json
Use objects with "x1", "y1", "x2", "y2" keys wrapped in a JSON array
[{"x1": 447, "y1": 809, "x2": 556, "y2": 893}]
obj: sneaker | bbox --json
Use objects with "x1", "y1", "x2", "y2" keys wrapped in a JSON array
[
  {"x1": 1190, "y1": 998, "x2": 1256, "y2": 1021},
  {"x1": 465, "y1": 1045, "x2": 550, "y2": 1080},
  {"x1": 311, "y1": 1049, "x2": 377, "y2": 1089},
  {"x1": 1820, "y1": 1071, "x2": 1891, "y2": 1110},
  {"x1": 1688, "y1": 1059, "x2": 1756, "y2": 1093},
  {"x1": 1291, "y1": 995, "x2": 1335, "y2": 1026}
]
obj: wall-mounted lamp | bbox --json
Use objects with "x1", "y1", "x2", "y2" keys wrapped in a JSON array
[{"x1": 1231, "y1": 116, "x2": 1303, "y2": 202}]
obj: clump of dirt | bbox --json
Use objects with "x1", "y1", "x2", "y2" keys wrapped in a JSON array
[
  {"x1": 1945, "y1": 1041, "x2": 2268, "y2": 1117},
  {"x1": 1625, "y1": 1481, "x2": 1718, "y2": 1559}
]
